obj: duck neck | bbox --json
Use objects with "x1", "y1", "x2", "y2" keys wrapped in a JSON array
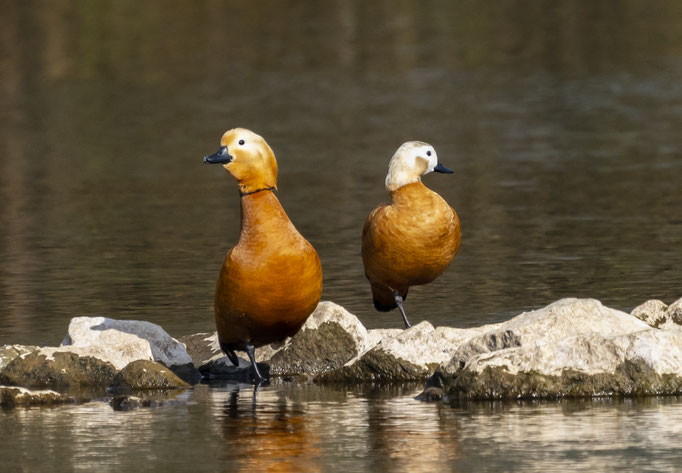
[
  {"x1": 240, "y1": 186, "x2": 276, "y2": 197},
  {"x1": 239, "y1": 189, "x2": 288, "y2": 237},
  {"x1": 389, "y1": 180, "x2": 430, "y2": 205}
]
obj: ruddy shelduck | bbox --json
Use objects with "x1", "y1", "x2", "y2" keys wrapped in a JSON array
[
  {"x1": 361, "y1": 141, "x2": 461, "y2": 328},
  {"x1": 203, "y1": 128, "x2": 323, "y2": 381}
]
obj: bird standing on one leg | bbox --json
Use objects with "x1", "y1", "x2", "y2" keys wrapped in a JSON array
[
  {"x1": 361, "y1": 141, "x2": 460, "y2": 328},
  {"x1": 203, "y1": 128, "x2": 323, "y2": 382}
]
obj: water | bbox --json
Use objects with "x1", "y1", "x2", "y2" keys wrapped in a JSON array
[
  {"x1": 1, "y1": 1, "x2": 681, "y2": 471},
  {"x1": 2, "y1": 383, "x2": 682, "y2": 473}
]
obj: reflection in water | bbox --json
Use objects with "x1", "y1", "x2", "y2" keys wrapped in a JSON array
[
  {"x1": 221, "y1": 384, "x2": 323, "y2": 472},
  {"x1": 216, "y1": 383, "x2": 460, "y2": 473},
  {"x1": 1, "y1": 385, "x2": 682, "y2": 472}
]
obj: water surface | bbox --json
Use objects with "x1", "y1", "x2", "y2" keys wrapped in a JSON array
[
  {"x1": 3, "y1": 383, "x2": 682, "y2": 472},
  {"x1": 1, "y1": 1, "x2": 681, "y2": 471}
]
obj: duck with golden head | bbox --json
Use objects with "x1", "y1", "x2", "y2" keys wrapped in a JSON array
[{"x1": 203, "y1": 128, "x2": 323, "y2": 381}]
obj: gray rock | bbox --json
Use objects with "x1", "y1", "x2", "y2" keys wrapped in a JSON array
[
  {"x1": 0, "y1": 386, "x2": 74, "y2": 408},
  {"x1": 0, "y1": 345, "x2": 38, "y2": 371},
  {"x1": 423, "y1": 298, "x2": 682, "y2": 401},
  {"x1": 62, "y1": 316, "x2": 200, "y2": 382},
  {"x1": 178, "y1": 332, "x2": 222, "y2": 367},
  {"x1": 110, "y1": 360, "x2": 190, "y2": 391},
  {"x1": 415, "y1": 386, "x2": 445, "y2": 402},
  {"x1": 0, "y1": 350, "x2": 117, "y2": 390}
]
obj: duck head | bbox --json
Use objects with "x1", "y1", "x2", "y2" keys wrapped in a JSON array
[
  {"x1": 204, "y1": 128, "x2": 278, "y2": 195},
  {"x1": 384, "y1": 141, "x2": 452, "y2": 192}
]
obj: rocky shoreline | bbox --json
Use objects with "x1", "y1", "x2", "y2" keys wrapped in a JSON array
[{"x1": 1, "y1": 297, "x2": 681, "y2": 409}]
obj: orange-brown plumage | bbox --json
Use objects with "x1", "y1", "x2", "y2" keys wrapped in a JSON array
[
  {"x1": 204, "y1": 128, "x2": 322, "y2": 378},
  {"x1": 214, "y1": 189, "x2": 322, "y2": 347},
  {"x1": 361, "y1": 141, "x2": 460, "y2": 326}
]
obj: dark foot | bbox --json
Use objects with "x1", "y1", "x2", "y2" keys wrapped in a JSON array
[
  {"x1": 245, "y1": 341, "x2": 266, "y2": 382},
  {"x1": 219, "y1": 341, "x2": 240, "y2": 367},
  {"x1": 393, "y1": 290, "x2": 411, "y2": 329}
]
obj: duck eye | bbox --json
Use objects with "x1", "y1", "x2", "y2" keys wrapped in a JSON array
[
  {"x1": 238, "y1": 139, "x2": 245, "y2": 145},
  {"x1": 426, "y1": 150, "x2": 432, "y2": 156}
]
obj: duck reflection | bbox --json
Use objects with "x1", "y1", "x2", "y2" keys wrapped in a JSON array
[
  {"x1": 363, "y1": 388, "x2": 462, "y2": 473},
  {"x1": 217, "y1": 383, "x2": 460, "y2": 473},
  {"x1": 219, "y1": 382, "x2": 322, "y2": 473}
]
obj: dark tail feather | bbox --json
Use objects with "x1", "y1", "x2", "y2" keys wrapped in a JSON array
[
  {"x1": 373, "y1": 298, "x2": 396, "y2": 312},
  {"x1": 371, "y1": 284, "x2": 408, "y2": 312}
]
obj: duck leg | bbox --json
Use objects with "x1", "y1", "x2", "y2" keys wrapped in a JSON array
[
  {"x1": 220, "y1": 342, "x2": 241, "y2": 367},
  {"x1": 245, "y1": 341, "x2": 266, "y2": 382},
  {"x1": 393, "y1": 290, "x2": 412, "y2": 329}
]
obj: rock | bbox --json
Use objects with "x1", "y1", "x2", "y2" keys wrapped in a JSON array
[
  {"x1": 110, "y1": 360, "x2": 190, "y2": 391},
  {"x1": 317, "y1": 321, "x2": 500, "y2": 383},
  {"x1": 669, "y1": 298, "x2": 682, "y2": 325},
  {"x1": 631, "y1": 298, "x2": 682, "y2": 331},
  {"x1": 0, "y1": 386, "x2": 74, "y2": 408},
  {"x1": 185, "y1": 301, "x2": 496, "y2": 382},
  {"x1": 62, "y1": 316, "x2": 200, "y2": 383},
  {"x1": 424, "y1": 298, "x2": 682, "y2": 401},
  {"x1": 0, "y1": 350, "x2": 117, "y2": 390},
  {"x1": 178, "y1": 332, "x2": 222, "y2": 367},
  {"x1": 181, "y1": 332, "x2": 265, "y2": 381},
  {"x1": 111, "y1": 394, "x2": 148, "y2": 411},
  {"x1": 267, "y1": 302, "x2": 370, "y2": 376},
  {"x1": 318, "y1": 322, "x2": 440, "y2": 382},
  {"x1": 366, "y1": 328, "x2": 403, "y2": 348},
  {"x1": 631, "y1": 300, "x2": 670, "y2": 328},
  {"x1": 415, "y1": 386, "x2": 445, "y2": 402},
  {"x1": 186, "y1": 302, "x2": 374, "y2": 379},
  {"x1": 199, "y1": 356, "x2": 269, "y2": 381},
  {"x1": 0, "y1": 345, "x2": 38, "y2": 371},
  {"x1": 446, "y1": 299, "x2": 649, "y2": 372}
]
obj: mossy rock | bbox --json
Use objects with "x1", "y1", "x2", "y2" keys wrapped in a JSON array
[
  {"x1": 0, "y1": 351, "x2": 116, "y2": 390},
  {"x1": 110, "y1": 360, "x2": 190, "y2": 391},
  {"x1": 268, "y1": 322, "x2": 360, "y2": 376},
  {"x1": 437, "y1": 359, "x2": 682, "y2": 401}
]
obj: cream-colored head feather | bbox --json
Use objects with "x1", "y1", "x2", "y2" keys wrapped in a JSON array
[{"x1": 385, "y1": 141, "x2": 442, "y2": 192}]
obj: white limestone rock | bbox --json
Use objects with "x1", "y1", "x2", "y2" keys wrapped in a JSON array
[
  {"x1": 0, "y1": 345, "x2": 38, "y2": 371},
  {"x1": 425, "y1": 298, "x2": 682, "y2": 400},
  {"x1": 631, "y1": 299, "x2": 670, "y2": 328},
  {"x1": 317, "y1": 321, "x2": 500, "y2": 382},
  {"x1": 447, "y1": 298, "x2": 650, "y2": 370}
]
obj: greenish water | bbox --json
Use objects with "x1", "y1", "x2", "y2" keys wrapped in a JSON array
[{"x1": 1, "y1": 1, "x2": 681, "y2": 471}]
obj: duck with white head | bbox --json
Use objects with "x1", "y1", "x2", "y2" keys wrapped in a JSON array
[{"x1": 362, "y1": 141, "x2": 461, "y2": 328}]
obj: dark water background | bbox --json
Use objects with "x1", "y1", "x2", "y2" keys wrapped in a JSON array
[{"x1": 1, "y1": 1, "x2": 681, "y2": 471}]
